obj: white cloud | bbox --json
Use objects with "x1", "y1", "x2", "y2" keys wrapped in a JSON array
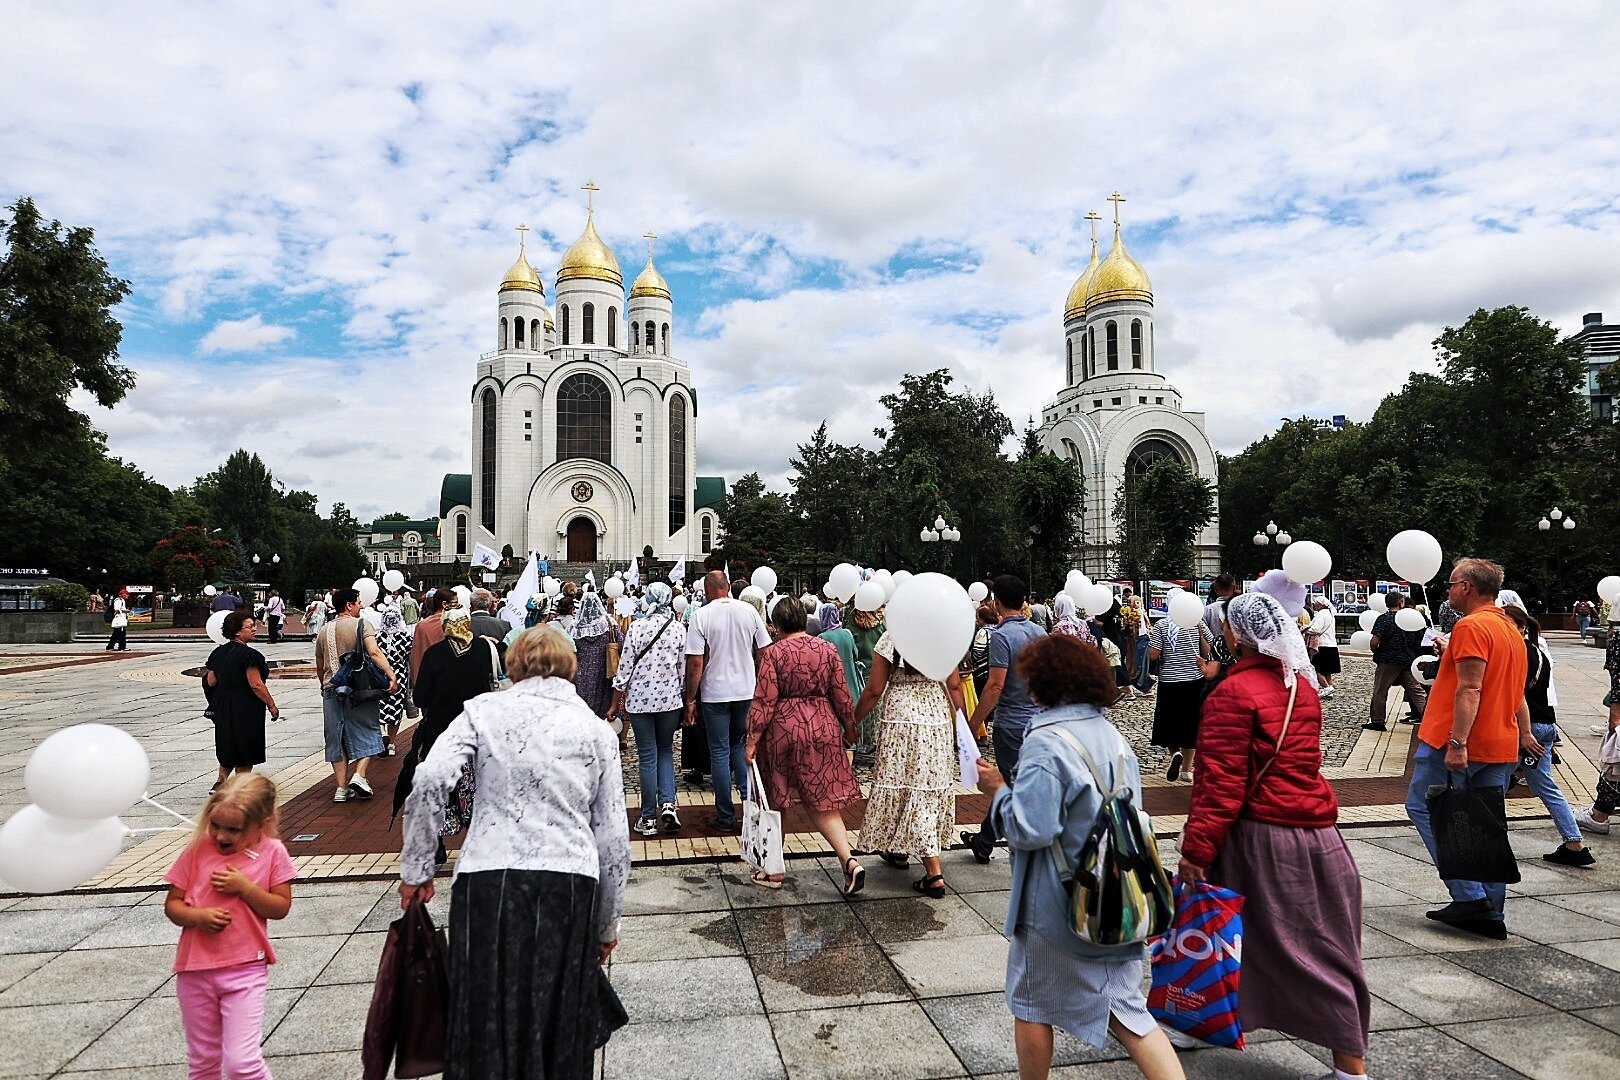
[
  {"x1": 197, "y1": 315, "x2": 296, "y2": 355},
  {"x1": 11, "y1": 2, "x2": 1620, "y2": 517}
]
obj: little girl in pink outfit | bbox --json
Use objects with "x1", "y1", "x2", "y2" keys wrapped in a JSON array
[{"x1": 165, "y1": 773, "x2": 296, "y2": 1080}]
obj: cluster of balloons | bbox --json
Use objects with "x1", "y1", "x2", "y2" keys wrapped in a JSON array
[
  {"x1": 1056, "y1": 570, "x2": 1117, "y2": 620},
  {"x1": 819, "y1": 563, "x2": 912, "y2": 612},
  {"x1": 0, "y1": 724, "x2": 150, "y2": 893}
]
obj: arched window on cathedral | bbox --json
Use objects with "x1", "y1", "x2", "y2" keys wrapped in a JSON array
[
  {"x1": 1131, "y1": 320, "x2": 1143, "y2": 369},
  {"x1": 556, "y1": 372, "x2": 612, "y2": 465},
  {"x1": 582, "y1": 303, "x2": 595, "y2": 344},
  {"x1": 480, "y1": 390, "x2": 497, "y2": 530},
  {"x1": 499, "y1": 317, "x2": 508, "y2": 351},
  {"x1": 645, "y1": 321, "x2": 656, "y2": 354},
  {"x1": 632, "y1": 322, "x2": 640, "y2": 350},
  {"x1": 530, "y1": 319, "x2": 540, "y2": 349},
  {"x1": 607, "y1": 307, "x2": 617, "y2": 348},
  {"x1": 668, "y1": 395, "x2": 687, "y2": 536},
  {"x1": 1107, "y1": 321, "x2": 1119, "y2": 370},
  {"x1": 1080, "y1": 332, "x2": 1089, "y2": 380},
  {"x1": 560, "y1": 305, "x2": 570, "y2": 344},
  {"x1": 661, "y1": 323, "x2": 670, "y2": 355},
  {"x1": 455, "y1": 513, "x2": 467, "y2": 557},
  {"x1": 514, "y1": 316, "x2": 525, "y2": 349},
  {"x1": 1089, "y1": 326, "x2": 1097, "y2": 375},
  {"x1": 1066, "y1": 339, "x2": 1074, "y2": 384},
  {"x1": 701, "y1": 515, "x2": 712, "y2": 553}
]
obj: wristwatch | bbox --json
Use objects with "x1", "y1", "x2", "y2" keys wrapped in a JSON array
[{"x1": 1447, "y1": 738, "x2": 1466, "y2": 750}]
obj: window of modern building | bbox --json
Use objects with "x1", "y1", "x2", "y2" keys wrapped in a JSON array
[
  {"x1": 701, "y1": 515, "x2": 712, "y2": 553},
  {"x1": 607, "y1": 307, "x2": 617, "y2": 348},
  {"x1": 560, "y1": 305, "x2": 569, "y2": 344},
  {"x1": 668, "y1": 395, "x2": 687, "y2": 535},
  {"x1": 1131, "y1": 319, "x2": 1143, "y2": 368},
  {"x1": 455, "y1": 513, "x2": 467, "y2": 556},
  {"x1": 582, "y1": 303, "x2": 595, "y2": 344},
  {"x1": 480, "y1": 389, "x2": 497, "y2": 530},
  {"x1": 556, "y1": 372, "x2": 612, "y2": 465},
  {"x1": 1106, "y1": 321, "x2": 1118, "y2": 369}
]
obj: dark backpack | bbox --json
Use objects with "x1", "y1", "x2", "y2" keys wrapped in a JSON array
[{"x1": 103, "y1": 604, "x2": 115, "y2": 624}]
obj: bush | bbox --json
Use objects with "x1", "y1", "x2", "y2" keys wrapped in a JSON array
[{"x1": 34, "y1": 583, "x2": 91, "y2": 612}]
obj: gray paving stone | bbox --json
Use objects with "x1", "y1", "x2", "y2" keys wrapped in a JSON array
[
  {"x1": 274, "y1": 893, "x2": 372, "y2": 938},
  {"x1": 1540, "y1": 886, "x2": 1620, "y2": 925},
  {"x1": 1363, "y1": 955, "x2": 1554, "y2": 1024},
  {"x1": 0, "y1": 952, "x2": 52, "y2": 993},
  {"x1": 1358, "y1": 925, "x2": 1419, "y2": 958},
  {"x1": 1442, "y1": 943, "x2": 1620, "y2": 1010},
  {"x1": 610, "y1": 955, "x2": 762, "y2": 1022},
  {"x1": 721, "y1": 863, "x2": 846, "y2": 908},
  {"x1": 311, "y1": 931, "x2": 387, "y2": 985},
  {"x1": 62, "y1": 988, "x2": 299, "y2": 1070},
  {"x1": 1504, "y1": 895, "x2": 1618, "y2": 944},
  {"x1": 260, "y1": 982, "x2": 375, "y2": 1055},
  {"x1": 751, "y1": 943, "x2": 910, "y2": 1011},
  {"x1": 613, "y1": 910, "x2": 742, "y2": 963},
  {"x1": 0, "y1": 998, "x2": 135, "y2": 1076},
  {"x1": 958, "y1": 889, "x2": 1010, "y2": 935},
  {"x1": 1175, "y1": 1039, "x2": 1404, "y2": 1078},
  {"x1": 0, "y1": 944, "x2": 173, "y2": 1006},
  {"x1": 815, "y1": 855, "x2": 936, "y2": 899},
  {"x1": 74, "y1": 902, "x2": 186, "y2": 949},
  {"x1": 619, "y1": 865, "x2": 731, "y2": 915},
  {"x1": 603, "y1": 1015, "x2": 785, "y2": 1080},
  {"x1": 938, "y1": 852, "x2": 1014, "y2": 893},
  {"x1": 1367, "y1": 992, "x2": 1426, "y2": 1031},
  {"x1": 851, "y1": 894, "x2": 998, "y2": 943},
  {"x1": 884, "y1": 933, "x2": 1009, "y2": 998},
  {"x1": 918, "y1": 990, "x2": 1118, "y2": 1074},
  {"x1": 0, "y1": 906, "x2": 123, "y2": 954},
  {"x1": 733, "y1": 901, "x2": 874, "y2": 956},
  {"x1": 1362, "y1": 904, "x2": 1532, "y2": 952},
  {"x1": 1575, "y1": 1005, "x2": 1620, "y2": 1036},
  {"x1": 261, "y1": 1051, "x2": 368, "y2": 1079},
  {"x1": 1552, "y1": 936, "x2": 1620, "y2": 973},
  {"x1": 7, "y1": 890, "x2": 147, "y2": 911},
  {"x1": 769, "y1": 1000, "x2": 964, "y2": 1079},
  {"x1": 1445, "y1": 1011, "x2": 1620, "y2": 1079}
]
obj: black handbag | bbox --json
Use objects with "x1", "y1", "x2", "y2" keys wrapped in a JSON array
[
  {"x1": 332, "y1": 620, "x2": 390, "y2": 702},
  {"x1": 1426, "y1": 776, "x2": 1521, "y2": 885},
  {"x1": 362, "y1": 896, "x2": 450, "y2": 1080}
]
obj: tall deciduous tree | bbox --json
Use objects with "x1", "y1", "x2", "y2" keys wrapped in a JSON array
[
  {"x1": 1114, "y1": 459, "x2": 1216, "y2": 579},
  {"x1": 1014, "y1": 424, "x2": 1085, "y2": 595}
]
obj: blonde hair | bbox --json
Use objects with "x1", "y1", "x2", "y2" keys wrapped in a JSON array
[
  {"x1": 195, "y1": 772, "x2": 279, "y2": 839},
  {"x1": 1452, "y1": 557, "x2": 1504, "y2": 597},
  {"x1": 505, "y1": 625, "x2": 578, "y2": 682}
]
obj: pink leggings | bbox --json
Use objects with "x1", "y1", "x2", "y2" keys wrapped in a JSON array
[{"x1": 176, "y1": 962, "x2": 273, "y2": 1080}]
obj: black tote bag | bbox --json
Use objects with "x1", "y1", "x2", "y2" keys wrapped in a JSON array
[
  {"x1": 1426, "y1": 777, "x2": 1521, "y2": 885},
  {"x1": 362, "y1": 897, "x2": 450, "y2": 1080}
]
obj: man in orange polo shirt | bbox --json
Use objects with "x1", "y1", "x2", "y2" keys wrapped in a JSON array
[{"x1": 1404, "y1": 558, "x2": 1537, "y2": 940}]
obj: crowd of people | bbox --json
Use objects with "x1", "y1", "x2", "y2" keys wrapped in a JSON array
[{"x1": 172, "y1": 553, "x2": 1619, "y2": 1080}]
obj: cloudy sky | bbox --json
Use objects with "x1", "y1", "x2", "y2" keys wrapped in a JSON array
[{"x1": 5, "y1": 3, "x2": 1617, "y2": 522}]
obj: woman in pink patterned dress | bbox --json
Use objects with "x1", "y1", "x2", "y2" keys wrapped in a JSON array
[{"x1": 745, "y1": 597, "x2": 866, "y2": 894}]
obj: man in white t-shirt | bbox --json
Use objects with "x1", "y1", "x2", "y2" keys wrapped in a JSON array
[{"x1": 684, "y1": 570, "x2": 772, "y2": 828}]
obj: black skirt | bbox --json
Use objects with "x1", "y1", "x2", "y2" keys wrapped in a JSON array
[
  {"x1": 1150, "y1": 677, "x2": 1206, "y2": 749},
  {"x1": 1312, "y1": 646, "x2": 1342, "y2": 676},
  {"x1": 446, "y1": 869, "x2": 627, "y2": 1080}
]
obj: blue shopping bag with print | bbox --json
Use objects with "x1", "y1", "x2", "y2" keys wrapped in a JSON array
[{"x1": 1147, "y1": 880, "x2": 1245, "y2": 1049}]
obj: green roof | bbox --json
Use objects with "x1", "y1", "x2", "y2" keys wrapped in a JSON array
[
  {"x1": 694, "y1": 476, "x2": 726, "y2": 510},
  {"x1": 440, "y1": 473, "x2": 472, "y2": 516}
]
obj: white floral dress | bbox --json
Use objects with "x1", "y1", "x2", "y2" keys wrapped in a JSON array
[{"x1": 856, "y1": 632, "x2": 959, "y2": 858}]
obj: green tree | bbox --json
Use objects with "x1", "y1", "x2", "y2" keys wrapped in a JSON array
[
  {"x1": 298, "y1": 536, "x2": 365, "y2": 595},
  {"x1": 1013, "y1": 424, "x2": 1085, "y2": 595},
  {"x1": 788, "y1": 423, "x2": 880, "y2": 565},
  {"x1": 1114, "y1": 459, "x2": 1216, "y2": 579},
  {"x1": 149, "y1": 524, "x2": 235, "y2": 594},
  {"x1": 191, "y1": 450, "x2": 286, "y2": 561},
  {"x1": 0, "y1": 198, "x2": 133, "y2": 468},
  {"x1": 377, "y1": 512, "x2": 411, "y2": 522},
  {"x1": 715, "y1": 472, "x2": 798, "y2": 571}
]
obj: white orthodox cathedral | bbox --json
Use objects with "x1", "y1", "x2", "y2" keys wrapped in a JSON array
[
  {"x1": 438, "y1": 188, "x2": 723, "y2": 568},
  {"x1": 1035, "y1": 195, "x2": 1221, "y2": 577}
]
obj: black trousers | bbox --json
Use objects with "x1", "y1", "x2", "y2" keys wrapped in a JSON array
[{"x1": 105, "y1": 627, "x2": 127, "y2": 650}]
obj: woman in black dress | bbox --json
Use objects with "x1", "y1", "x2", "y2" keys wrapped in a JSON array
[{"x1": 203, "y1": 610, "x2": 281, "y2": 791}]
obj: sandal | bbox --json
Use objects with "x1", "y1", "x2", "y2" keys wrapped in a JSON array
[
  {"x1": 843, "y1": 856, "x2": 866, "y2": 896},
  {"x1": 878, "y1": 851, "x2": 911, "y2": 869},
  {"x1": 913, "y1": 874, "x2": 946, "y2": 898},
  {"x1": 749, "y1": 869, "x2": 785, "y2": 889}
]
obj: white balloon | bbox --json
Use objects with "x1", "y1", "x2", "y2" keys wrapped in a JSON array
[
  {"x1": 206, "y1": 609, "x2": 230, "y2": 645},
  {"x1": 381, "y1": 569, "x2": 405, "y2": 593},
  {"x1": 854, "y1": 580, "x2": 887, "y2": 612},
  {"x1": 25, "y1": 723, "x2": 150, "y2": 820},
  {"x1": 1411, "y1": 654, "x2": 1437, "y2": 687},
  {"x1": 451, "y1": 585, "x2": 472, "y2": 609},
  {"x1": 821, "y1": 580, "x2": 836, "y2": 601},
  {"x1": 967, "y1": 581, "x2": 989, "y2": 603},
  {"x1": 1167, "y1": 589, "x2": 1205, "y2": 630},
  {"x1": 672, "y1": 595, "x2": 688, "y2": 614},
  {"x1": 740, "y1": 585, "x2": 767, "y2": 605},
  {"x1": 1081, "y1": 583, "x2": 1116, "y2": 617},
  {"x1": 885, "y1": 572, "x2": 976, "y2": 681},
  {"x1": 1368, "y1": 592, "x2": 1388, "y2": 613},
  {"x1": 1065, "y1": 570, "x2": 1091, "y2": 598},
  {"x1": 354, "y1": 577, "x2": 380, "y2": 606},
  {"x1": 0, "y1": 806, "x2": 125, "y2": 894},
  {"x1": 604, "y1": 578, "x2": 625, "y2": 598},
  {"x1": 1358, "y1": 610, "x2": 1378, "y2": 632},
  {"x1": 828, "y1": 563, "x2": 861, "y2": 603},
  {"x1": 1598, "y1": 576, "x2": 1620, "y2": 605},
  {"x1": 1349, "y1": 630, "x2": 1373, "y2": 651},
  {"x1": 202, "y1": 585, "x2": 217, "y2": 597},
  {"x1": 1387, "y1": 529, "x2": 1443, "y2": 584},
  {"x1": 1395, "y1": 607, "x2": 1426, "y2": 632},
  {"x1": 873, "y1": 568, "x2": 895, "y2": 600},
  {"x1": 1281, "y1": 540, "x2": 1332, "y2": 585},
  {"x1": 542, "y1": 576, "x2": 561, "y2": 596},
  {"x1": 751, "y1": 566, "x2": 779, "y2": 595}
]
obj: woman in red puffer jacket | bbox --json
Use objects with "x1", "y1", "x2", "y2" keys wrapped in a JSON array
[{"x1": 1178, "y1": 592, "x2": 1371, "y2": 1080}]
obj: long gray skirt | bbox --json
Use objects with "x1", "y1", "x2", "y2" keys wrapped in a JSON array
[
  {"x1": 1006, "y1": 928, "x2": 1156, "y2": 1048},
  {"x1": 1207, "y1": 819, "x2": 1370, "y2": 1055}
]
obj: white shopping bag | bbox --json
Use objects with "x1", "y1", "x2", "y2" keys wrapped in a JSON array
[
  {"x1": 742, "y1": 762, "x2": 786, "y2": 876},
  {"x1": 955, "y1": 709, "x2": 981, "y2": 791}
]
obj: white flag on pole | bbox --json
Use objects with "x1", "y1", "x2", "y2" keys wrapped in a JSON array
[
  {"x1": 624, "y1": 558, "x2": 640, "y2": 587},
  {"x1": 585, "y1": 569, "x2": 597, "y2": 590},
  {"x1": 470, "y1": 543, "x2": 500, "y2": 571},
  {"x1": 669, "y1": 558, "x2": 686, "y2": 585},
  {"x1": 502, "y1": 554, "x2": 539, "y2": 628}
]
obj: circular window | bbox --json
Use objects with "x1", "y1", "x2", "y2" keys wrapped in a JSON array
[{"x1": 571, "y1": 480, "x2": 594, "y2": 503}]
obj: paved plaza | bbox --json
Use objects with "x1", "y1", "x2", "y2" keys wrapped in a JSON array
[{"x1": 0, "y1": 633, "x2": 1616, "y2": 1077}]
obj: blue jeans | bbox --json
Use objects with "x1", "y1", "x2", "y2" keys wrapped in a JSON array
[
  {"x1": 1405, "y1": 741, "x2": 1515, "y2": 917},
  {"x1": 702, "y1": 699, "x2": 751, "y2": 826},
  {"x1": 1578, "y1": 615, "x2": 1592, "y2": 640},
  {"x1": 1133, "y1": 636, "x2": 1154, "y2": 691},
  {"x1": 974, "y1": 719, "x2": 1027, "y2": 851},
  {"x1": 1526, "y1": 722, "x2": 1581, "y2": 843},
  {"x1": 630, "y1": 709, "x2": 681, "y2": 819}
]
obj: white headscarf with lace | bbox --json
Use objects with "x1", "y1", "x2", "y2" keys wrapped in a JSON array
[{"x1": 1224, "y1": 591, "x2": 1317, "y2": 689}]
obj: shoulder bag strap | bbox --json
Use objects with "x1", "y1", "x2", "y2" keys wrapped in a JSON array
[
  {"x1": 631, "y1": 612, "x2": 678, "y2": 672},
  {"x1": 1045, "y1": 725, "x2": 1126, "y2": 879},
  {"x1": 1245, "y1": 678, "x2": 1299, "y2": 801}
]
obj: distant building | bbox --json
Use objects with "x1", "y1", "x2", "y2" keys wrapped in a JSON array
[
  {"x1": 354, "y1": 519, "x2": 443, "y2": 575},
  {"x1": 1572, "y1": 311, "x2": 1618, "y2": 421}
]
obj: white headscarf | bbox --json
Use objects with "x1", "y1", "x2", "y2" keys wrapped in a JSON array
[{"x1": 1225, "y1": 592, "x2": 1317, "y2": 688}]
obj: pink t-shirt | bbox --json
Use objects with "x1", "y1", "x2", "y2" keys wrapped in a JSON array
[{"x1": 165, "y1": 836, "x2": 297, "y2": 973}]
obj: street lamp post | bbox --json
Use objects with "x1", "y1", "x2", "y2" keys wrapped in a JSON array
[
  {"x1": 1251, "y1": 520, "x2": 1292, "y2": 567},
  {"x1": 1026, "y1": 523, "x2": 1040, "y2": 592},
  {"x1": 1536, "y1": 507, "x2": 1577, "y2": 611},
  {"x1": 920, "y1": 517, "x2": 962, "y2": 571}
]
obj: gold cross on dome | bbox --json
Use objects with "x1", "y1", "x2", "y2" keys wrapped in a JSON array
[
  {"x1": 1084, "y1": 210, "x2": 1102, "y2": 244},
  {"x1": 515, "y1": 222, "x2": 529, "y2": 252},
  {"x1": 1108, "y1": 191, "x2": 1126, "y2": 225},
  {"x1": 582, "y1": 180, "x2": 600, "y2": 212},
  {"x1": 644, "y1": 231, "x2": 657, "y2": 258}
]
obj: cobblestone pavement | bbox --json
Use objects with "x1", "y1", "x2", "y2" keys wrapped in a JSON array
[{"x1": 0, "y1": 635, "x2": 1614, "y2": 1077}]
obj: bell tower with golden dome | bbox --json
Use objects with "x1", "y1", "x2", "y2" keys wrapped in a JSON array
[
  {"x1": 451, "y1": 182, "x2": 712, "y2": 573},
  {"x1": 1037, "y1": 190, "x2": 1221, "y2": 576}
]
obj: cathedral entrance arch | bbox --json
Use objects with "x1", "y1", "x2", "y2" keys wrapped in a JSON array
[{"x1": 566, "y1": 516, "x2": 598, "y2": 562}]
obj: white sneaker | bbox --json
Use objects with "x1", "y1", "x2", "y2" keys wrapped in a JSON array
[
  {"x1": 659, "y1": 802, "x2": 681, "y2": 832},
  {"x1": 1576, "y1": 809, "x2": 1611, "y2": 835},
  {"x1": 1320, "y1": 687, "x2": 1335, "y2": 700},
  {"x1": 333, "y1": 787, "x2": 349, "y2": 803},
  {"x1": 348, "y1": 775, "x2": 373, "y2": 799},
  {"x1": 632, "y1": 816, "x2": 658, "y2": 837},
  {"x1": 1590, "y1": 725, "x2": 1611, "y2": 737}
]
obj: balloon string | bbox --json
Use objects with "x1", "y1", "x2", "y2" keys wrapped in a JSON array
[
  {"x1": 125, "y1": 825, "x2": 189, "y2": 834},
  {"x1": 142, "y1": 795, "x2": 195, "y2": 825}
]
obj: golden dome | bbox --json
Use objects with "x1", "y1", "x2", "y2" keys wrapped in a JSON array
[
  {"x1": 1085, "y1": 224, "x2": 1152, "y2": 306},
  {"x1": 499, "y1": 250, "x2": 543, "y2": 294},
  {"x1": 1064, "y1": 239, "x2": 1100, "y2": 322},
  {"x1": 630, "y1": 255, "x2": 670, "y2": 301},
  {"x1": 557, "y1": 212, "x2": 623, "y2": 286}
]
